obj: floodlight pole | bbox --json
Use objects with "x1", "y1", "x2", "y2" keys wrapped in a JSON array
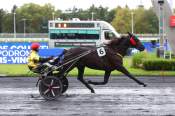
[
  {"x1": 22, "y1": 18, "x2": 26, "y2": 37},
  {"x1": 52, "y1": 12, "x2": 55, "y2": 20},
  {"x1": 131, "y1": 12, "x2": 134, "y2": 33},
  {"x1": 91, "y1": 12, "x2": 94, "y2": 21},
  {"x1": 158, "y1": 0, "x2": 165, "y2": 58},
  {"x1": 13, "y1": 12, "x2": 16, "y2": 38}
]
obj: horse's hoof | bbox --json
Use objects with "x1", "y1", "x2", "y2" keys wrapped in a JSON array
[
  {"x1": 143, "y1": 84, "x2": 147, "y2": 87},
  {"x1": 88, "y1": 80, "x2": 92, "y2": 84},
  {"x1": 91, "y1": 90, "x2": 95, "y2": 93}
]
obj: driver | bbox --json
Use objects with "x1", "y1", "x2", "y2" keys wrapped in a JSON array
[{"x1": 27, "y1": 42, "x2": 53, "y2": 73}]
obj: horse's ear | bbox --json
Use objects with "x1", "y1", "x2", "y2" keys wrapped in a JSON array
[{"x1": 127, "y1": 32, "x2": 132, "y2": 37}]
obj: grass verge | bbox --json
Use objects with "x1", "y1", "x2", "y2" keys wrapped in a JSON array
[{"x1": 0, "y1": 57, "x2": 175, "y2": 77}]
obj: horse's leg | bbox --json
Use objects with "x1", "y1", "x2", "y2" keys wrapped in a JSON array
[
  {"x1": 116, "y1": 65, "x2": 147, "y2": 87},
  {"x1": 88, "y1": 71, "x2": 111, "y2": 85},
  {"x1": 77, "y1": 66, "x2": 95, "y2": 93}
]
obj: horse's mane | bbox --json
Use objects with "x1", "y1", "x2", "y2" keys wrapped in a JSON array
[
  {"x1": 107, "y1": 36, "x2": 128, "y2": 46},
  {"x1": 72, "y1": 36, "x2": 129, "y2": 51}
]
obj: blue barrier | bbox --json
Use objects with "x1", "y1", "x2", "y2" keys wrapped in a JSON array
[
  {"x1": 39, "y1": 48, "x2": 65, "y2": 57},
  {"x1": 0, "y1": 42, "x2": 64, "y2": 64},
  {"x1": 0, "y1": 41, "x2": 171, "y2": 64},
  {"x1": 143, "y1": 42, "x2": 156, "y2": 52},
  {"x1": 142, "y1": 42, "x2": 171, "y2": 52}
]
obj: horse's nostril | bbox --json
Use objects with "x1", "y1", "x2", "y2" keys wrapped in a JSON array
[
  {"x1": 138, "y1": 46, "x2": 145, "y2": 51},
  {"x1": 141, "y1": 47, "x2": 145, "y2": 51},
  {"x1": 143, "y1": 46, "x2": 145, "y2": 50}
]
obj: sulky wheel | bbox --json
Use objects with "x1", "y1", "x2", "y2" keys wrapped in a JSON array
[
  {"x1": 60, "y1": 77, "x2": 69, "y2": 93},
  {"x1": 39, "y1": 76, "x2": 63, "y2": 100}
]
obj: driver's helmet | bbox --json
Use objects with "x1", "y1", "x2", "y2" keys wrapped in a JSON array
[{"x1": 31, "y1": 42, "x2": 40, "y2": 51}]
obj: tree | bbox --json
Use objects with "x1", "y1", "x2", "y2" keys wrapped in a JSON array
[
  {"x1": 0, "y1": 9, "x2": 5, "y2": 33},
  {"x1": 2, "y1": 12, "x2": 14, "y2": 33},
  {"x1": 111, "y1": 6, "x2": 158, "y2": 34},
  {"x1": 0, "y1": 3, "x2": 159, "y2": 34},
  {"x1": 111, "y1": 6, "x2": 131, "y2": 33},
  {"x1": 15, "y1": 3, "x2": 60, "y2": 33},
  {"x1": 60, "y1": 5, "x2": 111, "y2": 21},
  {"x1": 144, "y1": 8, "x2": 158, "y2": 33},
  {"x1": 88, "y1": 5, "x2": 109, "y2": 21},
  {"x1": 106, "y1": 9, "x2": 115, "y2": 22},
  {"x1": 134, "y1": 7, "x2": 158, "y2": 33}
]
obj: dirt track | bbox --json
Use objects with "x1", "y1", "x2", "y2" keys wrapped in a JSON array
[{"x1": 0, "y1": 76, "x2": 175, "y2": 116}]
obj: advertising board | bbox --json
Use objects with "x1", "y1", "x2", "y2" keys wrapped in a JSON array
[
  {"x1": 170, "y1": 16, "x2": 175, "y2": 27},
  {"x1": 0, "y1": 42, "x2": 64, "y2": 64}
]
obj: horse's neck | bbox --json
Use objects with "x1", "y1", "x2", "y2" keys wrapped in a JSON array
[
  {"x1": 110, "y1": 44, "x2": 129, "y2": 57},
  {"x1": 118, "y1": 46, "x2": 128, "y2": 56}
]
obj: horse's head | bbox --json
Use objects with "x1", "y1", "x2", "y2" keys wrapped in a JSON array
[{"x1": 127, "y1": 32, "x2": 145, "y2": 51}]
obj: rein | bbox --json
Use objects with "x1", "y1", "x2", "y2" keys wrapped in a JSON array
[
  {"x1": 105, "y1": 44, "x2": 123, "y2": 59},
  {"x1": 116, "y1": 53, "x2": 123, "y2": 59}
]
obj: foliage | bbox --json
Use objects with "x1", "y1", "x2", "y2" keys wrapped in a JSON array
[
  {"x1": 2, "y1": 3, "x2": 60, "y2": 33},
  {"x1": 2, "y1": 13, "x2": 13, "y2": 33},
  {"x1": 143, "y1": 59, "x2": 175, "y2": 71},
  {"x1": 111, "y1": 7, "x2": 158, "y2": 34},
  {"x1": 132, "y1": 52, "x2": 150, "y2": 68},
  {"x1": 134, "y1": 8, "x2": 158, "y2": 33},
  {"x1": 1, "y1": 4, "x2": 158, "y2": 33},
  {"x1": 132, "y1": 52, "x2": 175, "y2": 71},
  {"x1": 0, "y1": 9, "x2": 5, "y2": 33},
  {"x1": 15, "y1": 3, "x2": 59, "y2": 33},
  {"x1": 111, "y1": 6, "x2": 131, "y2": 33},
  {"x1": 60, "y1": 5, "x2": 112, "y2": 21}
]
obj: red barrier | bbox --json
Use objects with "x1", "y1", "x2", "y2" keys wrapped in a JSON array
[{"x1": 170, "y1": 16, "x2": 175, "y2": 27}]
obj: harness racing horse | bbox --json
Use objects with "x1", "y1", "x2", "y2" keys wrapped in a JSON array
[{"x1": 59, "y1": 32, "x2": 147, "y2": 93}]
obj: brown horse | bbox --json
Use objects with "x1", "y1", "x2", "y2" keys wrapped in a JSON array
[{"x1": 59, "y1": 32, "x2": 146, "y2": 93}]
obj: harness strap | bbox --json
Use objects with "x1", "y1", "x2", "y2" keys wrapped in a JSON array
[{"x1": 116, "y1": 53, "x2": 123, "y2": 59}]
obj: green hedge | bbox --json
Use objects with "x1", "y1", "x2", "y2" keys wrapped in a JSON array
[
  {"x1": 132, "y1": 52, "x2": 145, "y2": 68},
  {"x1": 132, "y1": 52, "x2": 175, "y2": 71},
  {"x1": 143, "y1": 59, "x2": 175, "y2": 71},
  {"x1": 132, "y1": 52, "x2": 152, "y2": 68}
]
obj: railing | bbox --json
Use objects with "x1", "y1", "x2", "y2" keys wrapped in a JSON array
[
  {"x1": 0, "y1": 33, "x2": 167, "y2": 42},
  {"x1": 0, "y1": 33, "x2": 164, "y2": 38},
  {"x1": 0, "y1": 33, "x2": 48, "y2": 38},
  {"x1": 121, "y1": 33, "x2": 166, "y2": 37}
]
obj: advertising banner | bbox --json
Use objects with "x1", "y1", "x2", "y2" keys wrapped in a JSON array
[
  {"x1": 0, "y1": 42, "x2": 49, "y2": 64},
  {"x1": 0, "y1": 42, "x2": 64, "y2": 64},
  {"x1": 170, "y1": 15, "x2": 175, "y2": 27}
]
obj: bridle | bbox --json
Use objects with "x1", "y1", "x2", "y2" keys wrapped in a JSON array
[{"x1": 130, "y1": 36, "x2": 137, "y2": 46}]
